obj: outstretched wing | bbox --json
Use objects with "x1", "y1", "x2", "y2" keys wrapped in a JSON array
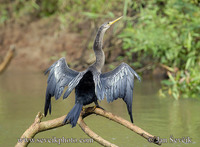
[
  {"x1": 44, "y1": 57, "x2": 85, "y2": 116},
  {"x1": 95, "y1": 63, "x2": 141, "y2": 123}
]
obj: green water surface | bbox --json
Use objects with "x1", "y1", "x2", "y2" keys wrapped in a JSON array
[{"x1": 0, "y1": 69, "x2": 199, "y2": 147}]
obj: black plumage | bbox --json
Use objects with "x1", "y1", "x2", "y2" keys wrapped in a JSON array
[{"x1": 44, "y1": 17, "x2": 140, "y2": 127}]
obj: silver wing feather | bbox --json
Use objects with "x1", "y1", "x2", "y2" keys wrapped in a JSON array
[
  {"x1": 44, "y1": 57, "x2": 85, "y2": 116},
  {"x1": 94, "y1": 63, "x2": 141, "y2": 122}
]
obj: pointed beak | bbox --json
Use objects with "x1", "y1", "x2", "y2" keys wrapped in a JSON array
[{"x1": 109, "y1": 16, "x2": 123, "y2": 26}]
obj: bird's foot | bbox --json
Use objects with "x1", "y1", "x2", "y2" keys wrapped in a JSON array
[
  {"x1": 91, "y1": 105, "x2": 97, "y2": 111},
  {"x1": 84, "y1": 105, "x2": 97, "y2": 113},
  {"x1": 82, "y1": 105, "x2": 105, "y2": 113},
  {"x1": 82, "y1": 107, "x2": 86, "y2": 111},
  {"x1": 96, "y1": 105, "x2": 105, "y2": 110},
  {"x1": 94, "y1": 101, "x2": 105, "y2": 110}
]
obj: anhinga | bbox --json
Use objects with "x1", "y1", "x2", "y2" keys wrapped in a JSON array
[{"x1": 44, "y1": 16, "x2": 140, "y2": 127}]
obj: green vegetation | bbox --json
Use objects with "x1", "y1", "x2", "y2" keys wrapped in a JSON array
[
  {"x1": 119, "y1": 0, "x2": 200, "y2": 99},
  {"x1": 1, "y1": 0, "x2": 199, "y2": 99},
  {"x1": 0, "y1": 0, "x2": 122, "y2": 28}
]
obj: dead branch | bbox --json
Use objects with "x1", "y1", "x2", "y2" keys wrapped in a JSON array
[
  {"x1": 0, "y1": 45, "x2": 15, "y2": 74},
  {"x1": 78, "y1": 116, "x2": 118, "y2": 147},
  {"x1": 15, "y1": 107, "x2": 161, "y2": 147},
  {"x1": 136, "y1": 64, "x2": 153, "y2": 73},
  {"x1": 159, "y1": 63, "x2": 175, "y2": 73},
  {"x1": 88, "y1": 107, "x2": 161, "y2": 144}
]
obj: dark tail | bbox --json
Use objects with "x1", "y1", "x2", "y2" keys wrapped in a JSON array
[
  {"x1": 44, "y1": 93, "x2": 52, "y2": 116},
  {"x1": 63, "y1": 103, "x2": 83, "y2": 127},
  {"x1": 127, "y1": 103, "x2": 134, "y2": 123}
]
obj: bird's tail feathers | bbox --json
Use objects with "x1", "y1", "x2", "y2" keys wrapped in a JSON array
[
  {"x1": 127, "y1": 104, "x2": 133, "y2": 123},
  {"x1": 44, "y1": 94, "x2": 52, "y2": 116},
  {"x1": 63, "y1": 103, "x2": 83, "y2": 127}
]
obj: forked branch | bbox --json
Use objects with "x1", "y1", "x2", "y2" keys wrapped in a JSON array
[{"x1": 15, "y1": 107, "x2": 161, "y2": 147}]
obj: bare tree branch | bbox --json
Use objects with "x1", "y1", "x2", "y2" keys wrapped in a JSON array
[
  {"x1": 78, "y1": 116, "x2": 118, "y2": 147},
  {"x1": 0, "y1": 45, "x2": 15, "y2": 74},
  {"x1": 15, "y1": 107, "x2": 161, "y2": 147}
]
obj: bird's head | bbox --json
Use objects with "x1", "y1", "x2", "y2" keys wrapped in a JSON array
[{"x1": 100, "y1": 16, "x2": 123, "y2": 31}]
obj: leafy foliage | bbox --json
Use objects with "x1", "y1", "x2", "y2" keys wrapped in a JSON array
[
  {"x1": 120, "y1": 0, "x2": 200, "y2": 99},
  {"x1": 0, "y1": 0, "x2": 123, "y2": 26}
]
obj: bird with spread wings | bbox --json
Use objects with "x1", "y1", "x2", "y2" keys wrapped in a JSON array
[{"x1": 44, "y1": 16, "x2": 141, "y2": 127}]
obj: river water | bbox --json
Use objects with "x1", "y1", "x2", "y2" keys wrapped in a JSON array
[{"x1": 0, "y1": 69, "x2": 200, "y2": 147}]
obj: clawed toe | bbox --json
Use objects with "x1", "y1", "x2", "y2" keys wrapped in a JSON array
[{"x1": 96, "y1": 105, "x2": 105, "y2": 110}]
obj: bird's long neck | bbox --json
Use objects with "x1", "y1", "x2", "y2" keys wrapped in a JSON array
[{"x1": 93, "y1": 27, "x2": 106, "y2": 72}]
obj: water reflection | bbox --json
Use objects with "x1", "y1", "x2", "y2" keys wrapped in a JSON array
[{"x1": 0, "y1": 69, "x2": 200, "y2": 147}]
